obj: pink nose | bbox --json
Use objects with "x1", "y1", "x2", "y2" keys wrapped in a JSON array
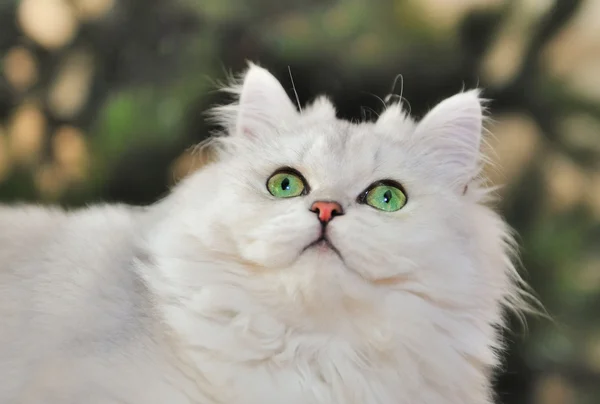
[{"x1": 310, "y1": 201, "x2": 344, "y2": 223}]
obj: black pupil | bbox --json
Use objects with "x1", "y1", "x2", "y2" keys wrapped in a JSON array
[
  {"x1": 281, "y1": 177, "x2": 290, "y2": 191},
  {"x1": 383, "y1": 190, "x2": 392, "y2": 203}
]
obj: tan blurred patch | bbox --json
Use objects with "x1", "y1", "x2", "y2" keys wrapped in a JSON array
[
  {"x1": 406, "y1": 0, "x2": 507, "y2": 32},
  {"x1": 542, "y1": 151, "x2": 587, "y2": 213},
  {"x1": 3, "y1": 46, "x2": 38, "y2": 91},
  {"x1": 18, "y1": 0, "x2": 78, "y2": 50},
  {"x1": 483, "y1": 113, "x2": 543, "y2": 190},
  {"x1": 277, "y1": 13, "x2": 311, "y2": 38},
  {"x1": 34, "y1": 163, "x2": 66, "y2": 200},
  {"x1": 532, "y1": 373, "x2": 575, "y2": 404},
  {"x1": 351, "y1": 34, "x2": 383, "y2": 65},
  {"x1": 559, "y1": 114, "x2": 600, "y2": 154},
  {"x1": 584, "y1": 171, "x2": 600, "y2": 220},
  {"x1": 584, "y1": 329, "x2": 600, "y2": 373},
  {"x1": 542, "y1": 0, "x2": 600, "y2": 101},
  {"x1": 48, "y1": 50, "x2": 95, "y2": 119},
  {"x1": 543, "y1": 0, "x2": 600, "y2": 78},
  {"x1": 575, "y1": 257, "x2": 600, "y2": 294},
  {"x1": 8, "y1": 102, "x2": 47, "y2": 165},
  {"x1": 0, "y1": 128, "x2": 11, "y2": 182},
  {"x1": 52, "y1": 126, "x2": 89, "y2": 182},
  {"x1": 481, "y1": 8, "x2": 528, "y2": 86},
  {"x1": 324, "y1": 5, "x2": 353, "y2": 38},
  {"x1": 171, "y1": 142, "x2": 219, "y2": 184},
  {"x1": 73, "y1": 0, "x2": 115, "y2": 21},
  {"x1": 481, "y1": 0, "x2": 553, "y2": 86},
  {"x1": 563, "y1": 58, "x2": 600, "y2": 102},
  {"x1": 481, "y1": 31, "x2": 526, "y2": 86}
]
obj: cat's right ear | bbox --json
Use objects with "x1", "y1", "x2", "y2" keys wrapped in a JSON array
[
  {"x1": 411, "y1": 90, "x2": 484, "y2": 191},
  {"x1": 235, "y1": 63, "x2": 298, "y2": 137}
]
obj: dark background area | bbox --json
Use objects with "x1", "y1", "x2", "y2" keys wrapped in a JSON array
[{"x1": 1, "y1": 1, "x2": 599, "y2": 403}]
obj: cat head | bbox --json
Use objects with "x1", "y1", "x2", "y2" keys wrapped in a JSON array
[{"x1": 152, "y1": 63, "x2": 524, "y2": 373}]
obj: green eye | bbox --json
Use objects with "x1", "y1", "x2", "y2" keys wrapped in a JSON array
[
  {"x1": 364, "y1": 183, "x2": 407, "y2": 212},
  {"x1": 267, "y1": 171, "x2": 306, "y2": 198}
]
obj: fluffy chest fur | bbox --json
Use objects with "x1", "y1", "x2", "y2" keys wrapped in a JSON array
[
  {"x1": 141, "y1": 230, "x2": 497, "y2": 404},
  {"x1": 149, "y1": 278, "x2": 492, "y2": 404},
  {"x1": 182, "y1": 331, "x2": 424, "y2": 404}
]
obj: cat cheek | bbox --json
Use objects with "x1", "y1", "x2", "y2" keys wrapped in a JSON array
[
  {"x1": 236, "y1": 224, "x2": 316, "y2": 269},
  {"x1": 330, "y1": 222, "x2": 414, "y2": 281},
  {"x1": 237, "y1": 239, "x2": 293, "y2": 268}
]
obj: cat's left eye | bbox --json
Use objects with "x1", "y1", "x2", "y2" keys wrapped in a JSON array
[
  {"x1": 267, "y1": 169, "x2": 307, "y2": 198},
  {"x1": 358, "y1": 181, "x2": 407, "y2": 212}
]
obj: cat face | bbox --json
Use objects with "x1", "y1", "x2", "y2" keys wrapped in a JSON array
[
  {"x1": 162, "y1": 64, "x2": 516, "y2": 340},
  {"x1": 217, "y1": 118, "x2": 454, "y2": 279}
]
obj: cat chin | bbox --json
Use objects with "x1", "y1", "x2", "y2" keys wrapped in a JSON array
[{"x1": 301, "y1": 237, "x2": 343, "y2": 259}]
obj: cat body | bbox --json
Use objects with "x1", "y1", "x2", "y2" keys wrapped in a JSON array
[{"x1": 0, "y1": 64, "x2": 525, "y2": 404}]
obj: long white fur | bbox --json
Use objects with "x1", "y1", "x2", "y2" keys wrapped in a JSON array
[{"x1": 0, "y1": 63, "x2": 529, "y2": 403}]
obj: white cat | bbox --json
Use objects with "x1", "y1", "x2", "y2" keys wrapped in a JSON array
[{"x1": 0, "y1": 63, "x2": 529, "y2": 404}]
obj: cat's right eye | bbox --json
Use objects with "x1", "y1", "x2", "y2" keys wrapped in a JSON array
[
  {"x1": 266, "y1": 169, "x2": 308, "y2": 198},
  {"x1": 357, "y1": 180, "x2": 407, "y2": 212}
]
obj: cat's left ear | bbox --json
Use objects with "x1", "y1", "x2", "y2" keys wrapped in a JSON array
[
  {"x1": 236, "y1": 63, "x2": 298, "y2": 137},
  {"x1": 412, "y1": 90, "x2": 484, "y2": 190}
]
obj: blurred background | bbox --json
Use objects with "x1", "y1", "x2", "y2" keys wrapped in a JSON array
[{"x1": 0, "y1": 0, "x2": 598, "y2": 402}]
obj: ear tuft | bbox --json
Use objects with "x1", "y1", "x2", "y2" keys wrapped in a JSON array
[
  {"x1": 413, "y1": 89, "x2": 485, "y2": 189},
  {"x1": 302, "y1": 96, "x2": 337, "y2": 121},
  {"x1": 375, "y1": 103, "x2": 412, "y2": 132}
]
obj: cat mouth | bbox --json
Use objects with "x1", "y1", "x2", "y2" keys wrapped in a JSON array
[{"x1": 302, "y1": 236, "x2": 343, "y2": 259}]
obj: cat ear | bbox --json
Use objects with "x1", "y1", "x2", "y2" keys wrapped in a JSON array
[
  {"x1": 236, "y1": 63, "x2": 298, "y2": 137},
  {"x1": 412, "y1": 90, "x2": 484, "y2": 189}
]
